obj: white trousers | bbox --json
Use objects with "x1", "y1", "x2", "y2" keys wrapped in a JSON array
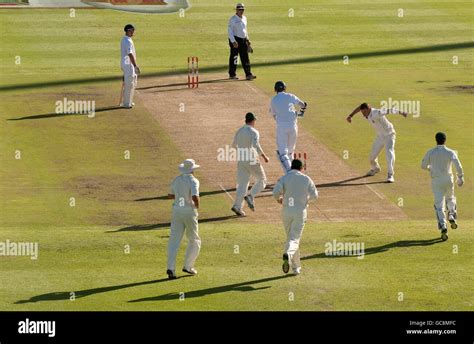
[
  {"x1": 121, "y1": 65, "x2": 137, "y2": 107},
  {"x1": 432, "y1": 176, "x2": 457, "y2": 229},
  {"x1": 277, "y1": 125, "x2": 298, "y2": 172},
  {"x1": 167, "y1": 207, "x2": 201, "y2": 271},
  {"x1": 369, "y1": 133, "x2": 396, "y2": 175},
  {"x1": 282, "y1": 207, "x2": 307, "y2": 270},
  {"x1": 233, "y1": 161, "x2": 267, "y2": 210}
]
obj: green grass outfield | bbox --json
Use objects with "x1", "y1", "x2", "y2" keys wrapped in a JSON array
[{"x1": 0, "y1": 0, "x2": 473, "y2": 310}]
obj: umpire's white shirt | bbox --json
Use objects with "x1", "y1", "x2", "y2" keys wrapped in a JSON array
[
  {"x1": 121, "y1": 36, "x2": 136, "y2": 70},
  {"x1": 421, "y1": 145, "x2": 463, "y2": 179},
  {"x1": 270, "y1": 92, "x2": 305, "y2": 128},
  {"x1": 169, "y1": 174, "x2": 200, "y2": 209},
  {"x1": 367, "y1": 108, "x2": 395, "y2": 137},
  {"x1": 228, "y1": 14, "x2": 248, "y2": 42},
  {"x1": 273, "y1": 170, "x2": 318, "y2": 210}
]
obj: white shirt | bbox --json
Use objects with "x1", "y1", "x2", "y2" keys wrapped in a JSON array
[
  {"x1": 232, "y1": 124, "x2": 265, "y2": 161},
  {"x1": 121, "y1": 35, "x2": 136, "y2": 69},
  {"x1": 366, "y1": 108, "x2": 396, "y2": 136},
  {"x1": 273, "y1": 170, "x2": 318, "y2": 210},
  {"x1": 270, "y1": 92, "x2": 305, "y2": 127},
  {"x1": 421, "y1": 145, "x2": 463, "y2": 179},
  {"x1": 228, "y1": 14, "x2": 248, "y2": 42},
  {"x1": 169, "y1": 174, "x2": 200, "y2": 209}
]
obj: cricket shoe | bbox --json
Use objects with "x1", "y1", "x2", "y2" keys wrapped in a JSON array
[
  {"x1": 246, "y1": 74, "x2": 257, "y2": 80},
  {"x1": 441, "y1": 228, "x2": 448, "y2": 241},
  {"x1": 292, "y1": 267, "x2": 301, "y2": 276},
  {"x1": 244, "y1": 195, "x2": 255, "y2": 211},
  {"x1": 366, "y1": 167, "x2": 381, "y2": 176},
  {"x1": 282, "y1": 253, "x2": 290, "y2": 274},
  {"x1": 387, "y1": 174, "x2": 395, "y2": 183},
  {"x1": 182, "y1": 267, "x2": 198, "y2": 275},
  {"x1": 448, "y1": 215, "x2": 458, "y2": 229},
  {"x1": 231, "y1": 207, "x2": 246, "y2": 217},
  {"x1": 166, "y1": 269, "x2": 177, "y2": 280},
  {"x1": 229, "y1": 76, "x2": 239, "y2": 80}
]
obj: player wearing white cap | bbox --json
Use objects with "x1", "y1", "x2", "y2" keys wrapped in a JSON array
[
  {"x1": 120, "y1": 24, "x2": 140, "y2": 108},
  {"x1": 273, "y1": 159, "x2": 318, "y2": 275},
  {"x1": 270, "y1": 81, "x2": 307, "y2": 173},
  {"x1": 422, "y1": 132, "x2": 464, "y2": 241},
  {"x1": 346, "y1": 102, "x2": 407, "y2": 182},
  {"x1": 231, "y1": 112, "x2": 270, "y2": 216},
  {"x1": 166, "y1": 159, "x2": 201, "y2": 279}
]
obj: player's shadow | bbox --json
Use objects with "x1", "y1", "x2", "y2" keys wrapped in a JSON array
[
  {"x1": 128, "y1": 274, "x2": 291, "y2": 303},
  {"x1": 7, "y1": 106, "x2": 123, "y2": 121},
  {"x1": 317, "y1": 175, "x2": 388, "y2": 188},
  {"x1": 109, "y1": 215, "x2": 238, "y2": 232},
  {"x1": 137, "y1": 78, "x2": 238, "y2": 92},
  {"x1": 14, "y1": 277, "x2": 190, "y2": 304},
  {"x1": 134, "y1": 185, "x2": 274, "y2": 202},
  {"x1": 301, "y1": 238, "x2": 443, "y2": 260}
]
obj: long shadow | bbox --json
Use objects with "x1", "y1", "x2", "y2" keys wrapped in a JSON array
[
  {"x1": 2, "y1": 41, "x2": 472, "y2": 92},
  {"x1": 128, "y1": 274, "x2": 291, "y2": 302},
  {"x1": 134, "y1": 184, "x2": 275, "y2": 202},
  {"x1": 7, "y1": 106, "x2": 122, "y2": 121},
  {"x1": 301, "y1": 238, "x2": 443, "y2": 260},
  {"x1": 317, "y1": 175, "x2": 389, "y2": 188},
  {"x1": 137, "y1": 77, "x2": 235, "y2": 91},
  {"x1": 15, "y1": 277, "x2": 188, "y2": 304},
  {"x1": 109, "y1": 215, "x2": 238, "y2": 233}
]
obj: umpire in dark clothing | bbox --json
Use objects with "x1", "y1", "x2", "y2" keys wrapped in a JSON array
[{"x1": 228, "y1": 3, "x2": 256, "y2": 80}]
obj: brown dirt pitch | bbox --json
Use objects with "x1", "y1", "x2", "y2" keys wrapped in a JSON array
[{"x1": 137, "y1": 74, "x2": 406, "y2": 223}]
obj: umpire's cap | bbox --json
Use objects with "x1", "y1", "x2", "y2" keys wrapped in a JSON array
[
  {"x1": 236, "y1": 3, "x2": 245, "y2": 10},
  {"x1": 245, "y1": 112, "x2": 257, "y2": 122},
  {"x1": 274, "y1": 81, "x2": 286, "y2": 92},
  {"x1": 124, "y1": 24, "x2": 135, "y2": 32}
]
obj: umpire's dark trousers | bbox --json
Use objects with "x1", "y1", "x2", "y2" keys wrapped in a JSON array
[{"x1": 229, "y1": 36, "x2": 252, "y2": 77}]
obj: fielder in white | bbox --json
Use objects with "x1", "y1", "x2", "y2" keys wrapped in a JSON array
[
  {"x1": 346, "y1": 102, "x2": 407, "y2": 183},
  {"x1": 167, "y1": 159, "x2": 201, "y2": 279},
  {"x1": 231, "y1": 112, "x2": 270, "y2": 216},
  {"x1": 421, "y1": 132, "x2": 464, "y2": 241},
  {"x1": 120, "y1": 24, "x2": 141, "y2": 109},
  {"x1": 273, "y1": 159, "x2": 318, "y2": 275},
  {"x1": 270, "y1": 81, "x2": 307, "y2": 173}
]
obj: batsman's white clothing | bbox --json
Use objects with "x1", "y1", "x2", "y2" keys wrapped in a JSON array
[
  {"x1": 120, "y1": 35, "x2": 137, "y2": 107},
  {"x1": 273, "y1": 170, "x2": 318, "y2": 271},
  {"x1": 270, "y1": 92, "x2": 306, "y2": 172},
  {"x1": 422, "y1": 145, "x2": 463, "y2": 229},
  {"x1": 367, "y1": 108, "x2": 397, "y2": 175},
  {"x1": 232, "y1": 124, "x2": 267, "y2": 210},
  {"x1": 167, "y1": 174, "x2": 201, "y2": 271}
]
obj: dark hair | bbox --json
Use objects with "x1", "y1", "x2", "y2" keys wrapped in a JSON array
[
  {"x1": 291, "y1": 159, "x2": 303, "y2": 170},
  {"x1": 360, "y1": 103, "x2": 369, "y2": 110},
  {"x1": 435, "y1": 132, "x2": 446, "y2": 144}
]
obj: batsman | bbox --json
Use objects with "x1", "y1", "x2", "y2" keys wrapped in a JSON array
[{"x1": 270, "y1": 81, "x2": 308, "y2": 173}]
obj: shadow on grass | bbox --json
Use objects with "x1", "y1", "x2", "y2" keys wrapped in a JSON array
[
  {"x1": 128, "y1": 274, "x2": 291, "y2": 302},
  {"x1": 302, "y1": 238, "x2": 444, "y2": 260},
  {"x1": 109, "y1": 215, "x2": 239, "y2": 232},
  {"x1": 316, "y1": 175, "x2": 389, "y2": 188},
  {"x1": 134, "y1": 184, "x2": 275, "y2": 202},
  {"x1": 15, "y1": 277, "x2": 190, "y2": 304},
  {"x1": 2, "y1": 42, "x2": 472, "y2": 92},
  {"x1": 7, "y1": 106, "x2": 123, "y2": 121},
  {"x1": 137, "y1": 78, "x2": 236, "y2": 91}
]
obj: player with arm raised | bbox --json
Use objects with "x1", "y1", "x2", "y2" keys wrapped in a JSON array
[{"x1": 346, "y1": 102, "x2": 407, "y2": 183}]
